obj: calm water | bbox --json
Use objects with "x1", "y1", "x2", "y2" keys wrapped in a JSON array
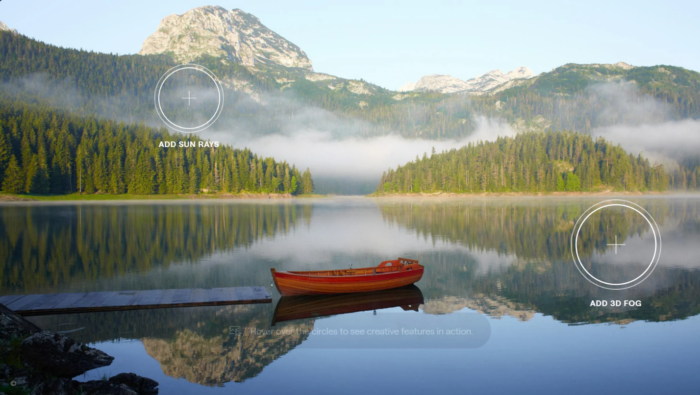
[{"x1": 2, "y1": 197, "x2": 700, "y2": 394}]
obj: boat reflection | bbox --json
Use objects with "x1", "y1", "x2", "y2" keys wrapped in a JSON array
[{"x1": 271, "y1": 285, "x2": 424, "y2": 325}]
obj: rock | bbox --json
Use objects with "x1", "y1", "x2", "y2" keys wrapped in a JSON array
[
  {"x1": 399, "y1": 67, "x2": 535, "y2": 94},
  {"x1": 29, "y1": 378, "x2": 77, "y2": 395},
  {"x1": 139, "y1": 6, "x2": 312, "y2": 69},
  {"x1": 78, "y1": 380, "x2": 138, "y2": 395},
  {"x1": 0, "y1": 302, "x2": 41, "y2": 342},
  {"x1": 77, "y1": 374, "x2": 160, "y2": 395},
  {"x1": 19, "y1": 331, "x2": 114, "y2": 378},
  {"x1": 397, "y1": 81, "x2": 417, "y2": 92},
  {"x1": 0, "y1": 21, "x2": 18, "y2": 34},
  {"x1": 0, "y1": 364, "x2": 75, "y2": 395},
  {"x1": 412, "y1": 74, "x2": 473, "y2": 94},
  {"x1": 109, "y1": 373, "x2": 159, "y2": 395},
  {"x1": 1, "y1": 303, "x2": 157, "y2": 393}
]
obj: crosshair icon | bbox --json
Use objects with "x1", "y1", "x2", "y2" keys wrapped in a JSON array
[{"x1": 571, "y1": 200, "x2": 662, "y2": 290}]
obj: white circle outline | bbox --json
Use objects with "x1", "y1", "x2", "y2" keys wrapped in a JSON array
[
  {"x1": 154, "y1": 64, "x2": 224, "y2": 134},
  {"x1": 576, "y1": 204, "x2": 655, "y2": 285},
  {"x1": 158, "y1": 67, "x2": 220, "y2": 130},
  {"x1": 570, "y1": 200, "x2": 662, "y2": 290}
]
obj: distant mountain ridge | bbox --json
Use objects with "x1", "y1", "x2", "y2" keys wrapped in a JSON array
[{"x1": 399, "y1": 67, "x2": 535, "y2": 94}]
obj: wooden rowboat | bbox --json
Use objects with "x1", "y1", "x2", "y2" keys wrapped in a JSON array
[
  {"x1": 271, "y1": 258, "x2": 424, "y2": 296},
  {"x1": 271, "y1": 285, "x2": 424, "y2": 325}
]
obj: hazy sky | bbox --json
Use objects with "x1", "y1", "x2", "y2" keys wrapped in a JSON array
[{"x1": 1, "y1": 0, "x2": 698, "y2": 90}]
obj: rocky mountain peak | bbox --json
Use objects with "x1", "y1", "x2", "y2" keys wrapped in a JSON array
[
  {"x1": 139, "y1": 6, "x2": 312, "y2": 70},
  {"x1": 412, "y1": 74, "x2": 472, "y2": 94},
  {"x1": 0, "y1": 21, "x2": 17, "y2": 34},
  {"x1": 613, "y1": 61, "x2": 634, "y2": 70},
  {"x1": 399, "y1": 66, "x2": 535, "y2": 94},
  {"x1": 505, "y1": 66, "x2": 534, "y2": 79}
]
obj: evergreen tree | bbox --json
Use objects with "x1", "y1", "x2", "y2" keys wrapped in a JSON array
[
  {"x1": 2, "y1": 155, "x2": 23, "y2": 193},
  {"x1": 129, "y1": 151, "x2": 156, "y2": 194},
  {"x1": 290, "y1": 175, "x2": 298, "y2": 194},
  {"x1": 0, "y1": 131, "x2": 9, "y2": 177},
  {"x1": 302, "y1": 168, "x2": 314, "y2": 194},
  {"x1": 189, "y1": 167, "x2": 200, "y2": 194}
]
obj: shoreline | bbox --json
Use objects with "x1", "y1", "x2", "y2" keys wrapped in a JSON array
[
  {"x1": 2, "y1": 191, "x2": 699, "y2": 204},
  {"x1": 0, "y1": 192, "x2": 329, "y2": 203},
  {"x1": 367, "y1": 190, "x2": 693, "y2": 198}
]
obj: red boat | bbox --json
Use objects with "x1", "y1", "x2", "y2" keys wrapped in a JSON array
[{"x1": 271, "y1": 258, "x2": 424, "y2": 296}]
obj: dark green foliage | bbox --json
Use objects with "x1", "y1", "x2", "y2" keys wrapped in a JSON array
[
  {"x1": 376, "y1": 131, "x2": 686, "y2": 194},
  {"x1": 1, "y1": 155, "x2": 23, "y2": 193},
  {"x1": 0, "y1": 101, "x2": 310, "y2": 196}
]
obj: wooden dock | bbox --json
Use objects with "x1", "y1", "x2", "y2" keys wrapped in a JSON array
[{"x1": 0, "y1": 287, "x2": 271, "y2": 316}]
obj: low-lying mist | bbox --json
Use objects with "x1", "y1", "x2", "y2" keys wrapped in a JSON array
[
  {"x1": 210, "y1": 117, "x2": 515, "y2": 179},
  {"x1": 593, "y1": 119, "x2": 700, "y2": 169},
  {"x1": 4, "y1": 74, "x2": 699, "y2": 194}
]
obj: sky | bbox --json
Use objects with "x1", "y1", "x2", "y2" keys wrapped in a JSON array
[{"x1": 1, "y1": 0, "x2": 698, "y2": 90}]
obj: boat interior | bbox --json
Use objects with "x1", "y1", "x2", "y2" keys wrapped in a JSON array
[{"x1": 287, "y1": 258, "x2": 422, "y2": 277}]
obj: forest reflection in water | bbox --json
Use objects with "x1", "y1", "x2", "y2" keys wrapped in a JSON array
[
  {"x1": 0, "y1": 202, "x2": 312, "y2": 294},
  {"x1": 3, "y1": 196, "x2": 700, "y2": 388}
]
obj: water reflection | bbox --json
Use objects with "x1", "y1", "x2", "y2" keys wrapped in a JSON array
[
  {"x1": 30, "y1": 305, "x2": 313, "y2": 385},
  {"x1": 378, "y1": 198, "x2": 697, "y2": 262},
  {"x1": 272, "y1": 285, "x2": 424, "y2": 325},
  {"x1": 4, "y1": 197, "x2": 700, "y2": 390},
  {"x1": 0, "y1": 202, "x2": 312, "y2": 294}
]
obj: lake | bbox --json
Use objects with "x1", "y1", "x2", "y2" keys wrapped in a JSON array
[{"x1": 1, "y1": 196, "x2": 699, "y2": 394}]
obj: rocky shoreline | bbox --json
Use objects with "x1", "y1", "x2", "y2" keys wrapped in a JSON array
[{"x1": 0, "y1": 303, "x2": 158, "y2": 395}]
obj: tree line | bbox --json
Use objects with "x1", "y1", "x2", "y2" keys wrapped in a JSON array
[
  {"x1": 0, "y1": 102, "x2": 314, "y2": 195},
  {"x1": 377, "y1": 131, "x2": 700, "y2": 194}
]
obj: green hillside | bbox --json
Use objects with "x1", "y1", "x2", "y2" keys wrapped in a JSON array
[
  {"x1": 376, "y1": 131, "x2": 700, "y2": 194},
  {"x1": 3, "y1": 31, "x2": 699, "y2": 141}
]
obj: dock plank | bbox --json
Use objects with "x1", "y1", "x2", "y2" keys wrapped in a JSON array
[
  {"x1": 0, "y1": 295, "x2": 27, "y2": 307},
  {"x1": 206, "y1": 288, "x2": 226, "y2": 304},
  {"x1": 51, "y1": 292, "x2": 91, "y2": 310},
  {"x1": 4, "y1": 287, "x2": 271, "y2": 316},
  {"x1": 189, "y1": 288, "x2": 209, "y2": 304},
  {"x1": 5, "y1": 294, "x2": 49, "y2": 311},
  {"x1": 171, "y1": 289, "x2": 192, "y2": 305},
  {"x1": 129, "y1": 289, "x2": 162, "y2": 308},
  {"x1": 153, "y1": 289, "x2": 176, "y2": 307}
]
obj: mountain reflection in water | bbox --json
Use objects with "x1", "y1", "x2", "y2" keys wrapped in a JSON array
[{"x1": 4, "y1": 196, "x2": 700, "y2": 389}]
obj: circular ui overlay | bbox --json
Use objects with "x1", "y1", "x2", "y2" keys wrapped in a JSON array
[
  {"x1": 154, "y1": 64, "x2": 224, "y2": 134},
  {"x1": 570, "y1": 200, "x2": 662, "y2": 290}
]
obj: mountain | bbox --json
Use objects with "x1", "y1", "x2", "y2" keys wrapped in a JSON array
[
  {"x1": 1, "y1": 7, "x2": 699, "y2": 144},
  {"x1": 0, "y1": 21, "x2": 17, "y2": 34},
  {"x1": 139, "y1": 6, "x2": 312, "y2": 70},
  {"x1": 398, "y1": 67, "x2": 535, "y2": 94}
]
